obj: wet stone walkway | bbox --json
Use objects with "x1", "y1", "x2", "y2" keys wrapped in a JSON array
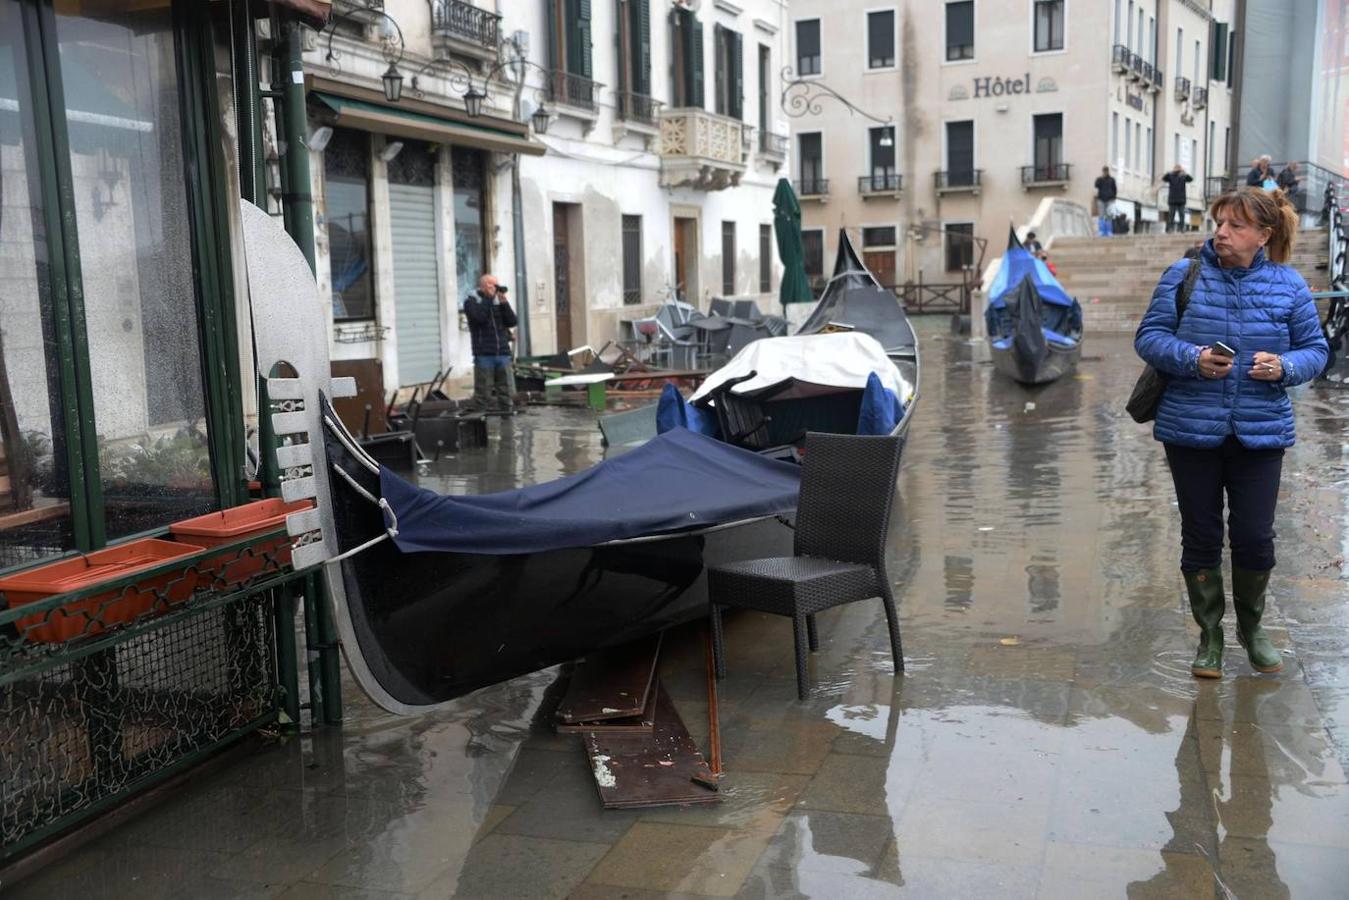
[{"x1": 10, "y1": 324, "x2": 1349, "y2": 898}]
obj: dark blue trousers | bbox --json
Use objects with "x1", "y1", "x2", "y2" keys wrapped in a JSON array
[{"x1": 1165, "y1": 436, "x2": 1284, "y2": 572}]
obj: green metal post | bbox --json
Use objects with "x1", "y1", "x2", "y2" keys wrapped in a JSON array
[{"x1": 277, "y1": 16, "x2": 341, "y2": 724}]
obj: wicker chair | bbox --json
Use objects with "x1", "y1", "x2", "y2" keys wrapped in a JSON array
[{"x1": 708, "y1": 432, "x2": 905, "y2": 699}]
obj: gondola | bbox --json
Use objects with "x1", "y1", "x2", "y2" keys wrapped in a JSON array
[
  {"x1": 985, "y1": 227, "x2": 1084, "y2": 384},
  {"x1": 658, "y1": 229, "x2": 920, "y2": 460},
  {"x1": 238, "y1": 200, "x2": 796, "y2": 715}
]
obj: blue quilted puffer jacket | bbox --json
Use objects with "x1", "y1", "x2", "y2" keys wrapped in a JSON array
[{"x1": 1134, "y1": 240, "x2": 1328, "y2": 449}]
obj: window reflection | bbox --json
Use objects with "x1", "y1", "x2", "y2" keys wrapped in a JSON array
[
  {"x1": 56, "y1": 8, "x2": 215, "y2": 539},
  {"x1": 323, "y1": 127, "x2": 374, "y2": 321},
  {"x1": 0, "y1": 6, "x2": 77, "y2": 568},
  {"x1": 452, "y1": 147, "x2": 486, "y2": 307}
]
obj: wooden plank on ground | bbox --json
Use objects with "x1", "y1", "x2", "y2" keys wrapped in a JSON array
[
  {"x1": 583, "y1": 682, "x2": 719, "y2": 809},
  {"x1": 556, "y1": 634, "x2": 661, "y2": 724},
  {"x1": 556, "y1": 682, "x2": 657, "y2": 735}
]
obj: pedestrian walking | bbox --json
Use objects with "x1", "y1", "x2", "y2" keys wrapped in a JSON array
[
  {"x1": 1244, "y1": 156, "x2": 1268, "y2": 187},
  {"x1": 1134, "y1": 187, "x2": 1329, "y2": 678},
  {"x1": 1094, "y1": 165, "x2": 1118, "y2": 236},
  {"x1": 463, "y1": 273, "x2": 518, "y2": 414},
  {"x1": 1159, "y1": 164, "x2": 1193, "y2": 232}
]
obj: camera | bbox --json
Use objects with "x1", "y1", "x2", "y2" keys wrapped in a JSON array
[{"x1": 496, "y1": 284, "x2": 509, "y2": 294}]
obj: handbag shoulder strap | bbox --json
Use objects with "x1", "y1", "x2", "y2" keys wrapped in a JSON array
[{"x1": 1176, "y1": 257, "x2": 1201, "y2": 319}]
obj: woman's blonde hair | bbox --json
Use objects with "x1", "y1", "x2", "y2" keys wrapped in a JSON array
[{"x1": 1209, "y1": 187, "x2": 1299, "y2": 263}]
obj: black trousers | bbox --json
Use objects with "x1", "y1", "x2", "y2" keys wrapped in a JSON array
[
  {"x1": 1167, "y1": 202, "x2": 1187, "y2": 232},
  {"x1": 1165, "y1": 436, "x2": 1284, "y2": 572}
]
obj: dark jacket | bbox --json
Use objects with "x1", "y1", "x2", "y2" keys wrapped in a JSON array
[
  {"x1": 1245, "y1": 166, "x2": 1267, "y2": 187},
  {"x1": 463, "y1": 290, "x2": 517, "y2": 357},
  {"x1": 1276, "y1": 167, "x2": 1298, "y2": 192},
  {"x1": 1094, "y1": 175, "x2": 1117, "y2": 202},
  {"x1": 1134, "y1": 241, "x2": 1329, "y2": 449},
  {"x1": 1162, "y1": 170, "x2": 1192, "y2": 205}
]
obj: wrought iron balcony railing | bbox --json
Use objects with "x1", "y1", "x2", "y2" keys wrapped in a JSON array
[
  {"x1": 430, "y1": 0, "x2": 501, "y2": 49},
  {"x1": 1140, "y1": 61, "x2": 1154, "y2": 83},
  {"x1": 858, "y1": 173, "x2": 903, "y2": 194},
  {"x1": 1021, "y1": 163, "x2": 1071, "y2": 185},
  {"x1": 548, "y1": 69, "x2": 598, "y2": 111},
  {"x1": 934, "y1": 169, "x2": 982, "y2": 191},
  {"x1": 1149, "y1": 66, "x2": 1164, "y2": 91},
  {"x1": 795, "y1": 178, "x2": 829, "y2": 197},
  {"x1": 760, "y1": 131, "x2": 789, "y2": 157},
  {"x1": 1128, "y1": 52, "x2": 1144, "y2": 80},
  {"x1": 616, "y1": 90, "x2": 661, "y2": 126},
  {"x1": 1192, "y1": 86, "x2": 1208, "y2": 109},
  {"x1": 1111, "y1": 44, "x2": 1129, "y2": 71},
  {"x1": 1174, "y1": 75, "x2": 1192, "y2": 101}
]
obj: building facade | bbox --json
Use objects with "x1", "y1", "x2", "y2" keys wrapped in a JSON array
[
  {"x1": 302, "y1": 0, "x2": 791, "y2": 389},
  {"x1": 784, "y1": 0, "x2": 1240, "y2": 287}
]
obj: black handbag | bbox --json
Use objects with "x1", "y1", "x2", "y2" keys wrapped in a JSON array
[{"x1": 1126, "y1": 259, "x2": 1202, "y2": 423}]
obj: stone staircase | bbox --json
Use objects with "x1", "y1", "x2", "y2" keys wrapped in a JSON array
[{"x1": 1049, "y1": 229, "x2": 1329, "y2": 332}]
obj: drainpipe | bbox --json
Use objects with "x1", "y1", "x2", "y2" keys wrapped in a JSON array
[
  {"x1": 281, "y1": 18, "x2": 316, "y2": 270},
  {"x1": 509, "y1": 44, "x2": 532, "y2": 356}
]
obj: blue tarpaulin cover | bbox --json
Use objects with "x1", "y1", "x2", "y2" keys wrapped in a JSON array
[
  {"x1": 855, "y1": 372, "x2": 902, "y2": 435},
  {"x1": 380, "y1": 427, "x2": 800, "y2": 555},
  {"x1": 656, "y1": 383, "x2": 719, "y2": 437},
  {"x1": 987, "y1": 239, "x2": 1076, "y2": 309}
]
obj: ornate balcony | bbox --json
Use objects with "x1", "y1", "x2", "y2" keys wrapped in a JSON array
[
  {"x1": 616, "y1": 91, "x2": 660, "y2": 127},
  {"x1": 1174, "y1": 75, "x2": 1192, "y2": 102},
  {"x1": 934, "y1": 169, "x2": 982, "y2": 194},
  {"x1": 1149, "y1": 65, "x2": 1163, "y2": 93},
  {"x1": 1111, "y1": 44, "x2": 1128, "y2": 72},
  {"x1": 1021, "y1": 163, "x2": 1071, "y2": 188},
  {"x1": 759, "y1": 131, "x2": 789, "y2": 165},
  {"x1": 858, "y1": 173, "x2": 902, "y2": 196},
  {"x1": 657, "y1": 107, "x2": 747, "y2": 191},
  {"x1": 1128, "y1": 52, "x2": 1144, "y2": 81},
  {"x1": 1192, "y1": 86, "x2": 1208, "y2": 109},
  {"x1": 548, "y1": 69, "x2": 599, "y2": 112},
  {"x1": 430, "y1": 0, "x2": 500, "y2": 61}
]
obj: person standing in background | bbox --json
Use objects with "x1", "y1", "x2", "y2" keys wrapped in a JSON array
[
  {"x1": 1094, "y1": 166, "x2": 1118, "y2": 236},
  {"x1": 463, "y1": 274, "x2": 518, "y2": 414},
  {"x1": 1159, "y1": 165, "x2": 1194, "y2": 233}
]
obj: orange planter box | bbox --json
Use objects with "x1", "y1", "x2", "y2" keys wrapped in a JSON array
[
  {"x1": 169, "y1": 499, "x2": 311, "y2": 586},
  {"x1": 0, "y1": 539, "x2": 204, "y2": 644}
]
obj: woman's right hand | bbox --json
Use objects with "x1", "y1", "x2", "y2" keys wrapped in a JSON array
[{"x1": 1197, "y1": 347, "x2": 1234, "y2": 379}]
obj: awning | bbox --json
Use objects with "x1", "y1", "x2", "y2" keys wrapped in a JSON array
[{"x1": 312, "y1": 92, "x2": 545, "y2": 157}]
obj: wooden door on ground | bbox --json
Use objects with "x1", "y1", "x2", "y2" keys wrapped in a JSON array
[
  {"x1": 863, "y1": 250, "x2": 896, "y2": 287},
  {"x1": 553, "y1": 204, "x2": 572, "y2": 351}
]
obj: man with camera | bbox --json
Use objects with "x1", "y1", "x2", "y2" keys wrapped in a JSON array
[{"x1": 463, "y1": 273, "x2": 517, "y2": 414}]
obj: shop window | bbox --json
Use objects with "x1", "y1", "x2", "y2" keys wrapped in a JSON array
[
  {"x1": 56, "y1": 7, "x2": 214, "y2": 538},
  {"x1": 452, "y1": 147, "x2": 487, "y2": 306},
  {"x1": 0, "y1": 10, "x2": 76, "y2": 567},
  {"x1": 324, "y1": 128, "x2": 375, "y2": 321}
]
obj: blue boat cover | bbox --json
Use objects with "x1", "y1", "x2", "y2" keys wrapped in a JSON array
[
  {"x1": 380, "y1": 427, "x2": 800, "y2": 555},
  {"x1": 988, "y1": 240, "x2": 1076, "y2": 309},
  {"x1": 856, "y1": 372, "x2": 902, "y2": 435},
  {"x1": 656, "y1": 383, "x2": 719, "y2": 437}
]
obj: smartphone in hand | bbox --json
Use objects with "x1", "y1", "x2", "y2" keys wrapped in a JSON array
[{"x1": 1211, "y1": 341, "x2": 1236, "y2": 359}]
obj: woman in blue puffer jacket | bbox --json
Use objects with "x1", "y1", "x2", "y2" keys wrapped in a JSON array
[{"x1": 1135, "y1": 187, "x2": 1328, "y2": 679}]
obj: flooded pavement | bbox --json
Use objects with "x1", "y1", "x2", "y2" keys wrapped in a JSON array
[{"x1": 10, "y1": 322, "x2": 1349, "y2": 898}]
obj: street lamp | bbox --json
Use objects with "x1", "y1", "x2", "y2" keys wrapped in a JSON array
[
  {"x1": 530, "y1": 104, "x2": 552, "y2": 135},
  {"x1": 780, "y1": 65, "x2": 893, "y2": 129},
  {"x1": 463, "y1": 86, "x2": 487, "y2": 118},
  {"x1": 879, "y1": 128, "x2": 894, "y2": 148},
  {"x1": 382, "y1": 63, "x2": 404, "y2": 103}
]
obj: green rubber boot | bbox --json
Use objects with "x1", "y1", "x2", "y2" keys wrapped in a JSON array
[
  {"x1": 1183, "y1": 568, "x2": 1225, "y2": 679},
  {"x1": 1232, "y1": 567, "x2": 1283, "y2": 674}
]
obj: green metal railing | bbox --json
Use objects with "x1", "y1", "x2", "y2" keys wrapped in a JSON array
[{"x1": 0, "y1": 532, "x2": 305, "y2": 862}]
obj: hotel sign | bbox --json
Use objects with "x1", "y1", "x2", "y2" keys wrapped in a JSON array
[{"x1": 948, "y1": 75, "x2": 1059, "y2": 101}]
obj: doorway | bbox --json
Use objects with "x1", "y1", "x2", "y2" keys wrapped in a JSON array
[
  {"x1": 552, "y1": 203, "x2": 573, "y2": 350},
  {"x1": 672, "y1": 215, "x2": 699, "y2": 305}
]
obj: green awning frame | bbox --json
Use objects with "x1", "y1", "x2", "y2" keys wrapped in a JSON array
[{"x1": 312, "y1": 92, "x2": 544, "y2": 157}]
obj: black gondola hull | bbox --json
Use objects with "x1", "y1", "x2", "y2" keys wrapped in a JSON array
[
  {"x1": 324, "y1": 422, "x2": 793, "y2": 711},
  {"x1": 989, "y1": 339, "x2": 1082, "y2": 385}
]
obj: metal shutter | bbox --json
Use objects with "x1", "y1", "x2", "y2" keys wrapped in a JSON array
[{"x1": 389, "y1": 182, "x2": 443, "y2": 385}]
